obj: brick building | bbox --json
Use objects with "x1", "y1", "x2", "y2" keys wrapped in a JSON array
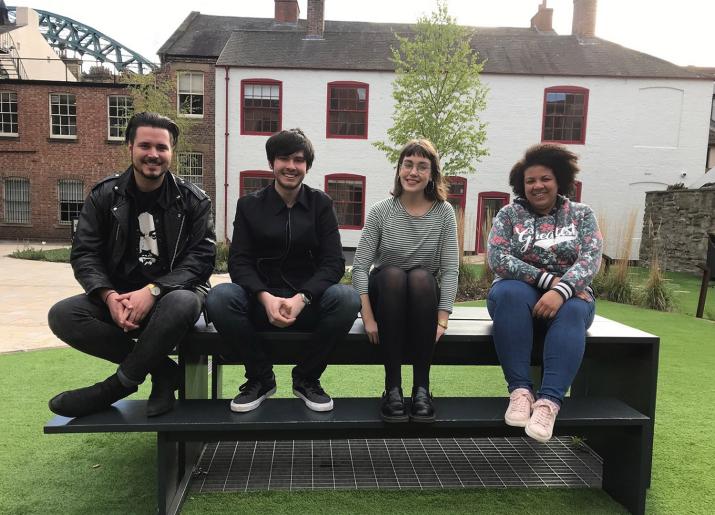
[{"x1": 0, "y1": 80, "x2": 132, "y2": 241}]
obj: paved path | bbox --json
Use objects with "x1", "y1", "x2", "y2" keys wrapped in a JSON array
[{"x1": 0, "y1": 241, "x2": 229, "y2": 354}]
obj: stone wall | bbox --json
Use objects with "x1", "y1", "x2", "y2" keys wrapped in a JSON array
[{"x1": 639, "y1": 187, "x2": 715, "y2": 272}]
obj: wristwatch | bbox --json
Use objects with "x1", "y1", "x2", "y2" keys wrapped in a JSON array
[
  {"x1": 437, "y1": 319, "x2": 449, "y2": 329},
  {"x1": 147, "y1": 283, "x2": 161, "y2": 297},
  {"x1": 299, "y1": 292, "x2": 311, "y2": 305}
]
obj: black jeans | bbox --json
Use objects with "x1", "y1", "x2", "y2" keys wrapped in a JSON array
[
  {"x1": 48, "y1": 290, "x2": 203, "y2": 386},
  {"x1": 369, "y1": 266, "x2": 439, "y2": 390},
  {"x1": 206, "y1": 283, "x2": 361, "y2": 382}
]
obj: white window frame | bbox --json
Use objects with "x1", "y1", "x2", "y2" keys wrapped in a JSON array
[
  {"x1": 177, "y1": 72, "x2": 204, "y2": 118},
  {"x1": 49, "y1": 93, "x2": 77, "y2": 139},
  {"x1": 107, "y1": 95, "x2": 133, "y2": 141},
  {"x1": 177, "y1": 152, "x2": 204, "y2": 188},
  {"x1": 0, "y1": 91, "x2": 19, "y2": 137},
  {"x1": 58, "y1": 179, "x2": 84, "y2": 224},
  {"x1": 3, "y1": 177, "x2": 30, "y2": 224}
]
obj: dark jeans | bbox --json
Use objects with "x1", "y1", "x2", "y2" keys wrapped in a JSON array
[
  {"x1": 369, "y1": 266, "x2": 439, "y2": 390},
  {"x1": 206, "y1": 283, "x2": 361, "y2": 382},
  {"x1": 48, "y1": 290, "x2": 203, "y2": 386},
  {"x1": 487, "y1": 279, "x2": 596, "y2": 404}
]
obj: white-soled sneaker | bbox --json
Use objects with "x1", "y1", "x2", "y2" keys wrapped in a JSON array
[
  {"x1": 504, "y1": 388, "x2": 535, "y2": 427},
  {"x1": 525, "y1": 398, "x2": 560, "y2": 443}
]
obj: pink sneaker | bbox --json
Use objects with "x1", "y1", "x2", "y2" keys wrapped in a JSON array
[
  {"x1": 504, "y1": 388, "x2": 534, "y2": 427},
  {"x1": 525, "y1": 398, "x2": 560, "y2": 443}
]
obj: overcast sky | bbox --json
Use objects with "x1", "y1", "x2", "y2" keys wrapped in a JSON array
[{"x1": 17, "y1": 0, "x2": 715, "y2": 68}]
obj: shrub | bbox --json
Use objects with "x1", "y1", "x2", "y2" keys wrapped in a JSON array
[
  {"x1": 214, "y1": 241, "x2": 229, "y2": 273},
  {"x1": 637, "y1": 260, "x2": 675, "y2": 311}
]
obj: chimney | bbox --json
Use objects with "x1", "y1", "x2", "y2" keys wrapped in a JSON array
[
  {"x1": 306, "y1": 0, "x2": 325, "y2": 39},
  {"x1": 274, "y1": 0, "x2": 299, "y2": 24},
  {"x1": 530, "y1": 1, "x2": 553, "y2": 33},
  {"x1": 572, "y1": 0, "x2": 597, "y2": 37}
]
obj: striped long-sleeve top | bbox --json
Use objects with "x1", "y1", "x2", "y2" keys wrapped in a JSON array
[
  {"x1": 352, "y1": 197, "x2": 459, "y2": 313},
  {"x1": 487, "y1": 195, "x2": 603, "y2": 300}
]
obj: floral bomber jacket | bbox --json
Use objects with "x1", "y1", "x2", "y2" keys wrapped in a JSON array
[{"x1": 487, "y1": 195, "x2": 603, "y2": 301}]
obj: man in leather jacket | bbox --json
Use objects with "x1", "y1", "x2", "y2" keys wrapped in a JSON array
[
  {"x1": 206, "y1": 129, "x2": 360, "y2": 414},
  {"x1": 47, "y1": 112, "x2": 216, "y2": 418}
]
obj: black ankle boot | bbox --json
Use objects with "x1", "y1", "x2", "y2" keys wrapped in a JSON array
[
  {"x1": 410, "y1": 386, "x2": 435, "y2": 423},
  {"x1": 49, "y1": 374, "x2": 137, "y2": 418},
  {"x1": 147, "y1": 359, "x2": 180, "y2": 417},
  {"x1": 380, "y1": 386, "x2": 408, "y2": 423}
]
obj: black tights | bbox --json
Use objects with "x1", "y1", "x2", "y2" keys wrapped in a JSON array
[{"x1": 369, "y1": 266, "x2": 439, "y2": 390}]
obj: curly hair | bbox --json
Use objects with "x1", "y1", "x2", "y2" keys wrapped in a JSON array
[
  {"x1": 508, "y1": 144, "x2": 580, "y2": 198},
  {"x1": 391, "y1": 139, "x2": 448, "y2": 202}
]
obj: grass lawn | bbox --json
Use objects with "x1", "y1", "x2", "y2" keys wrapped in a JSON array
[{"x1": 1, "y1": 301, "x2": 713, "y2": 514}]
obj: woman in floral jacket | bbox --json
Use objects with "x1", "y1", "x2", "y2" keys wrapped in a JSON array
[{"x1": 487, "y1": 144, "x2": 603, "y2": 443}]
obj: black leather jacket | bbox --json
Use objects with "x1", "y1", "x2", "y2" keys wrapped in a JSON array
[{"x1": 70, "y1": 167, "x2": 216, "y2": 296}]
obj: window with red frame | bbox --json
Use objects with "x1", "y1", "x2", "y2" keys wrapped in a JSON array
[
  {"x1": 542, "y1": 87, "x2": 589, "y2": 144},
  {"x1": 242, "y1": 80, "x2": 281, "y2": 135},
  {"x1": 239, "y1": 171, "x2": 273, "y2": 197},
  {"x1": 446, "y1": 176, "x2": 467, "y2": 215},
  {"x1": 327, "y1": 82, "x2": 368, "y2": 138},
  {"x1": 568, "y1": 180, "x2": 582, "y2": 202},
  {"x1": 325, "y1": 174, "x2": 365, "y2": 228}
]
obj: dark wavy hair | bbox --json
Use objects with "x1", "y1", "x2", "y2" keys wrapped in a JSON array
[
  {"x1": 509, "y1": 144, "x2": 580, "y2": 198},
  {"x1": 265, "y1": 128, "x2": 315, "y2": 170},
  {"x1": 391, "y1": 139, "x2": 447, "y2": 202},
  {"x1": 125, "y1": 112, "x2": 180, "y2": 146}
]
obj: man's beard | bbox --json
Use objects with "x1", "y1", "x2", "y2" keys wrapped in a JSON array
[{"x1": 135, "y1": 158, "x2": 168, "y2": 180}]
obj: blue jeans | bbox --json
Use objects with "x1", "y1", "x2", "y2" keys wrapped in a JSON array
[
  {"x1": 48, "y1": 290, "x2": 203, "y2": 386},
  {"x1": 206, "y1": 283, "x2": 360, "y2": 382},
  {"x1": 487, "y1": 279, "x2": 596, "y2": 404}
]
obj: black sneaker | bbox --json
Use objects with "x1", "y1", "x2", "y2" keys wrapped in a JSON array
[
  {"x1": 293, "y1": 377, "x2": 334, "y2": 412},
  {"x1": 230, "y1": 374, "x2": 276, "y2": 413}
]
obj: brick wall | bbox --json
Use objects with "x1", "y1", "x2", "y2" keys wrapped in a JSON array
[{"x1": 0, "y1": 80, "x2": 129, "y2": 241}]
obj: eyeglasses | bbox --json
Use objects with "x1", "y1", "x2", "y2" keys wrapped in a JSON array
[{"x1": 401, "y1": 161, "x2": 431, "y2": 174}]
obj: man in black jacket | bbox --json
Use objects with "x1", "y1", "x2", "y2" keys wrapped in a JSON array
[
  {"x1": 47, "y1": 112, "x2": 216, "y2": 418},
  {"x1": 206, "y1": 129, "x2": 360, "y2": 413}
]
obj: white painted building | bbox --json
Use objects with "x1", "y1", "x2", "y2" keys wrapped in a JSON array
[{"x1": 162, "y1": 0, "x2": 714, "y2": 258}]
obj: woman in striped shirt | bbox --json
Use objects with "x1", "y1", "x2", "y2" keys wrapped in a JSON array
[{"x1": 352, "y1": 139, "x2": 459, "y2": 423}]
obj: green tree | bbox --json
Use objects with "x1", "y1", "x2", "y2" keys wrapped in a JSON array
[
  {"x1": 119, "y1": 70, "x2": 195, "y2": 175},
  {"x1": 375, "y1": 2, "x2": 488, "y2": 175}
]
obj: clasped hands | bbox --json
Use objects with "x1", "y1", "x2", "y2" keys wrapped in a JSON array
[
  {"x1": 103, "y1": 287, "x2": 156, "y2": 332},
  {"x1": 258, "y1": 291, "x2": 306, "y2": 328}
]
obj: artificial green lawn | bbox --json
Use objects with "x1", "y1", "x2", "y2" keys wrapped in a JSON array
[{"x1": 1, "y1": 301, "x2": 713, "y2": 514}]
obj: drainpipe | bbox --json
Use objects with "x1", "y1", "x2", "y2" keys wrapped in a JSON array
[{"x1": 223, "y1": 65, "x2": 230, "y2": 242}]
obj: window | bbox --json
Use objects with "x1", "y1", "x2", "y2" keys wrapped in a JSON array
[
  {"x1": 177, "y1": 72, "x2": 204, "y2": 117},
  {"x1": 50, "y1": 93, "x2": 77, "y2": 138},
  {"x1": 3, "y1": 177, "x2": 30, "y2": 224},
  {"x1": 0, "y1": 91, "x2": 18, "y2": 136},
  {"x1": 107, "y1": 95, "x2": 133, "y2": 140},
  {"x1": 241, "y1": 80, "x2": 281, "y2": 135},
  {"x1": 326, "y1": 82, "x2": 368, "y2": 139},
  {"x1": 325, "y1": 174, "x2": 365, "y2": 229},
  {"x1": 240, "y1": 171, "x2": 273, "y2": 197},
  {"x1": 58, "y1": 180, "x2": 84, "y2": 224},
  {"x1": 542, "y1": 86, "x2": 589, "y2": 144},
  {"x1": 177, "y1": 152, "x2": 204, "y2": 188},
  {"x1": 446, "y1": 176, "x2": 467, "y2": 215},
  {"x1": 476, "y1": 192, "x2": 510, "y2": 254}
]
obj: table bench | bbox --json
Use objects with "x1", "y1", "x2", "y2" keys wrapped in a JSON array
[{"x1": 44, "y1": 307, "x2": 659, "y2": 515}]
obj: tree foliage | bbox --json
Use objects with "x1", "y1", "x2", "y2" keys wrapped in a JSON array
[
  {"x1": 118, "y1": 70, "x2": 196, "y2": 174},
  {"x1": 375, "y1": 2, "x2": 488, "y2": 175}
]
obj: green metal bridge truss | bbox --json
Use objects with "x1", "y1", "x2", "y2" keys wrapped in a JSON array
[{"x1": 6, "y1": 6, "x2": 156, "y2": 73}]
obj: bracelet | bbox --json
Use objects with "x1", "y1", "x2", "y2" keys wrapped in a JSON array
[
  {"x1": 102, "y1": 290, "x2": 117, "y2": 304},
  {"x1": 437, "y1": 319, "x2": 449, "y2": 329}
]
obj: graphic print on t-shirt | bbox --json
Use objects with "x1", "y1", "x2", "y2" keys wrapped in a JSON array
[{"x1": 138, "y1": 212, "x2": 159, "y2": 266}]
